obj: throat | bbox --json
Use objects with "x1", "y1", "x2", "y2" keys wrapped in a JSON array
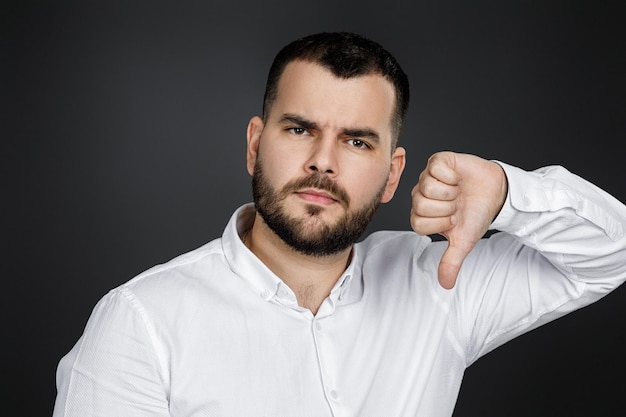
[{"x1": 294, "y1": 282, "x2": 330, "y2": 315}]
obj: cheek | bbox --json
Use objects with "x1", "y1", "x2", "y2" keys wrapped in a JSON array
[
  {"x1": 346, "y1": 165, "x2": 390, "y2": 201},
  {"x1": 257, "y1": 148, "x2": 300, "y2": 185}
]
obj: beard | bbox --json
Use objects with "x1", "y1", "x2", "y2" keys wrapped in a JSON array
[{"x1": 252, "y1": 159, "x2": 385, "y2": 256}]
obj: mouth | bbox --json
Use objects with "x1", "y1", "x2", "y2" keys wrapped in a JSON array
[{"x1": 295, "y1": 188, "x2": 339, "y2": 206}]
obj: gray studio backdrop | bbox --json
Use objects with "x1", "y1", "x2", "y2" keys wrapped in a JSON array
[{"x1": 4, "y1": 1, "x2": 625, "y2": 416}]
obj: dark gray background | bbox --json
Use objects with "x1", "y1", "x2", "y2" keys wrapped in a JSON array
[{"x1": 3, "y1": 1, "x2": 625, "y2": 415}]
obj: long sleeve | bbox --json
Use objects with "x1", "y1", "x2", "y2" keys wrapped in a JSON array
[
  {"x1": 453, "y1": 163, "x2": 626, "y2": 365},
  {"x1": 53, "y1": 287, "x2": 170, "y2": 417},
  {"x1": 495, "y1": 163, "x2": 625, "y2": 291}
]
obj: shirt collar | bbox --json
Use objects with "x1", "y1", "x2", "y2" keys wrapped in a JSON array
[{"x1": 223, "y1": 203, "x2": 282, "y2": 301}]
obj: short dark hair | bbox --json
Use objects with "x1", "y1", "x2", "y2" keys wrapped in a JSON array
[{"x1": 262, "y1": 32, "x2": 410, "y2": 146}]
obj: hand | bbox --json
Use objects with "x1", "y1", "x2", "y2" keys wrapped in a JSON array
[{"x1": 411, "y1": 151, "x2": 508, "y2": 289}]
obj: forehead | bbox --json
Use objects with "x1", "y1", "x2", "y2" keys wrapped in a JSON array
[{"x1": 271, "y1": 60, "x2": 396, "y2": 139}]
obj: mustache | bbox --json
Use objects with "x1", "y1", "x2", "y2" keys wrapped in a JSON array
[{"x1": 279, "y1": 173, "x2": 350, "y2": 207}]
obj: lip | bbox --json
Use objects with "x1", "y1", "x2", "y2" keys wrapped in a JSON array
[{"x1": 295, "y1": 188, "x2": 338, "y2": 205}]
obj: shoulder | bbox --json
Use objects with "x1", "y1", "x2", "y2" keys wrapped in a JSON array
[
  {"x1": 356, "y1": 230, "x2": 446, "y2": 274},
  {"x1": 360, "y1": 230, "x2": 429, "y2": 247},
  {"x1": 114, "y1": 238, "x2": 228, "y2": 302}
]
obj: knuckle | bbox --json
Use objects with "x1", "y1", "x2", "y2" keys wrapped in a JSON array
[{"x1": 422, "y1": 179, "x2": 438, "y2": 197}]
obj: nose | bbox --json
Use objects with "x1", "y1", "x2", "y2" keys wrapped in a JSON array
[{"x1": 305, "y1": 136, "x2": 337, "y2": 175}]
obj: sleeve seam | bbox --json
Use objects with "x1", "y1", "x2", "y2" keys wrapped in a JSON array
[{"x1": 117, "y1": 287, "x2": 170, "y2": 393}]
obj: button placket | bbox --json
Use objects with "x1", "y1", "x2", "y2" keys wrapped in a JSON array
[{"x1": 312, "y1": 317, "x2": 342, "y2": 414}]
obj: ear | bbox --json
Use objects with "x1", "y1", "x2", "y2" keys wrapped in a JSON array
[
  {"x1": 246, "y1": 116, "x2": 264, "y2": 176},
  {"x1": 381, "y1": 146, "x2": 406, "y2": 203}
]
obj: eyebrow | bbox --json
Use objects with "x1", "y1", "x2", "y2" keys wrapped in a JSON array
[
  {"x1": 278, "y1": 113, "x2": 381, "y2": 143},
  {"x1": 279, "y1": 114, "x2": 317, "y2": 130}
]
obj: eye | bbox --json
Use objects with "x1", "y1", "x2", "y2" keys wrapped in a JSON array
[
  {"x1": 288, "y1": 127, "x2": 309, "y2": 136},
  {"x1": 347, "y1": 139, "x2": 370, "y2": 149}
]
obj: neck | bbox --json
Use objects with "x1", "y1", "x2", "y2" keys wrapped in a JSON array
[{"x1": 244, "y1": 213, "x2": 352, "y2": 315}]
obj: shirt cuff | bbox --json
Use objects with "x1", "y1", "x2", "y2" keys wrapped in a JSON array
[{"x1": 490, "y1": 161, "x2": 543, "y2": 234}]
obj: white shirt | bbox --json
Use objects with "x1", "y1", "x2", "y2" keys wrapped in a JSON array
[{"x1": 53, "y1": 162, "x2": 626, "y2": 417}]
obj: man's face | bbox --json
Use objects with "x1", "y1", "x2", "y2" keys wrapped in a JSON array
[{"x1": 246, "y1": 60, "x2": 406, "y2": 256}]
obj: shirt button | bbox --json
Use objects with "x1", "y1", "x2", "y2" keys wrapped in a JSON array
[
  {"x1": 261, "y1": 289, "x2": 271, "y2": 298},
  {"x1": 315, "y1": 322, "x2": 322, "y2": 331},
  {"x1": 329, "y1": 390, "x2": 338, "y2": 400}
]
